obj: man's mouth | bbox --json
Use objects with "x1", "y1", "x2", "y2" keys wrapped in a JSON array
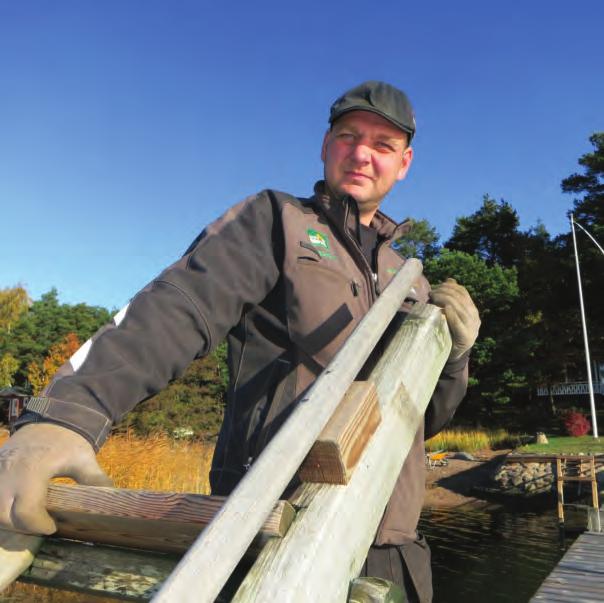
[{"x1": 344, "y1": 171, "x2": 372, "y2": 181}]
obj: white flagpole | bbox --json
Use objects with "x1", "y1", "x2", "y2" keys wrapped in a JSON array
[{"x1": 570, "y1": 213, "x2": 598, "y2": 438}]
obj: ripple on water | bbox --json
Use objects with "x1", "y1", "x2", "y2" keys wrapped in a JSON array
[{"x1": 418, "y1": 508, "x2": 578, "y2": 603}]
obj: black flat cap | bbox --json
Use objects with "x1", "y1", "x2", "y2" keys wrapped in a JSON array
[{"x1": 329, "y1": 81, "x2": 416, "y2": 141}]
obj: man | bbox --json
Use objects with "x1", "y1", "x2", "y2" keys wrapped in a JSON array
[{"x1": 0, "y1": 81, "x2": 479, "y2": 602}]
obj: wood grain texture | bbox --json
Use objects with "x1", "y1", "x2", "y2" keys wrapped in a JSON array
[
  {"x1": 151, "y1": 259, "x2": 424, "y2": 603},
  {"x1": 0, "y1": 529, "x2": 43, "y2": 592},
  {"x1": 531, "y1": 531, "x2": 604, "y2": 602},
  {"x1": 298, "y1": 381, "x2": 381, "y2": 484},
  {"x1": 46, "y1": 485, "x2": 294, "y2": 554},
  {"x1": 232, "y1": 304, "x2": 451, "y2": 602}
]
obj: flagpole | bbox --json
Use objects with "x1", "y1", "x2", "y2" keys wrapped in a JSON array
[{"x1": 570, "y1": 213, "x2": 598, "y2": 438}]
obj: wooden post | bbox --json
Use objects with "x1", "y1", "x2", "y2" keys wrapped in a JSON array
[
  {"x1": 232, "y1": 304, "x2": 451, "y2": 602},
  {"x1": 556, "y1": 457, "x2": 565, "y2": 527},
  {"x1": 151, "y1": 260, "x2": 424, "y2": 603},
  {"x1": 590, "y1": 456, "x2": 601, "y2": 533}
]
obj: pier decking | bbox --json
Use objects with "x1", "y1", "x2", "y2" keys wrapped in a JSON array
[{"x1": 531, "y1": 531, "x2": 604, "y2": 602}]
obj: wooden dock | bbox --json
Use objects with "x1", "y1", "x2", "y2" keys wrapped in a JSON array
[{"x1": 531, "y1": 531, "x2": 604, "y2": 602}]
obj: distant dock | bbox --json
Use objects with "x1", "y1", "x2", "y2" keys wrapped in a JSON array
[{"x1": 531, "y1": 531, "x2": 604, "y2": 602}]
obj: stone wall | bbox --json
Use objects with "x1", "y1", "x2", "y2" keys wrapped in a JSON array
[{"x1": 493, "y1": 460, "x2": 556, "y2": 496}]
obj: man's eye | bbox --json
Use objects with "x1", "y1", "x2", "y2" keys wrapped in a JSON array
[
  {"x1": 337, "y1": 132, "x2": 355, "y2": 141},
  {"x1": 376, "y1": 141, "x2": 395, "y2": 152}
]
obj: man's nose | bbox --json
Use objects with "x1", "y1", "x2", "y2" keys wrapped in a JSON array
[{"x1": 350, "y1": 142, "x2": 371, "y2": 163}]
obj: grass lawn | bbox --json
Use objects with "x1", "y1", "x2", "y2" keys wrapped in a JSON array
[{"x1": 518, "y1": 435, "x2": 604, "y2": 455}]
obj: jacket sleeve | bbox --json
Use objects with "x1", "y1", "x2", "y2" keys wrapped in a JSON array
[
  {"x1": 423, "y1": 350, "x2": 469, "y2": 440},
  {"x1": 15, "y1": 191, "x2": 283, "y2": 450}
]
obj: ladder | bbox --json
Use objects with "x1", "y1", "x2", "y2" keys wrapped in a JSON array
[
  {"x1": 0, "y1": 259, "x2": 452, "y2": 602},
  {"x1": 556, "y1": 455, "x2": 601, "y2": 532}
]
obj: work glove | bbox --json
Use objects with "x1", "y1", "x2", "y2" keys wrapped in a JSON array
[
  {"x1": 429, "y1": 278, "x2": 480, "y2": 361},
  {"x1": 0, "y1": 423, "x2": 112, "y2": 535}
]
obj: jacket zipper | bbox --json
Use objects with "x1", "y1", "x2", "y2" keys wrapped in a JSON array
[{"x1": 340, "y1": 199, "x2": 379, "y2": 304}]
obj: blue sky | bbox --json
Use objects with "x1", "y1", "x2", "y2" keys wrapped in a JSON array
[{"x1": 2, "y1": 1, "x2": 603, "y2": 309}]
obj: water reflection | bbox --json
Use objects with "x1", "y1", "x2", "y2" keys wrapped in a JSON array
[{"x1": 419, "y1": 508, "x2": 578, "y2": 603}]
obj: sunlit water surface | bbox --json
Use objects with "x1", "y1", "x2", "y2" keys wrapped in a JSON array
[{"x1": 419, "y1": 507, "x2": 580, "y2": 603}]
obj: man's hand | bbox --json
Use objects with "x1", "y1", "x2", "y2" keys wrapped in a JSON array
[
  {"x1": 430, "y1": 278, "x2": 480, "y2": 361},
  {"x1": 0, "y1": 423, "x2": 112, "y2": 535}
]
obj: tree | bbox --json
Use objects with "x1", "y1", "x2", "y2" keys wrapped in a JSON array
[
  {"x1": 425, "y1": 249, "x2": 521, "y2": 420},
  {"x1": 0, "y1": 285, "x2": 29, "y2": 333},
  {"x1": 560, "y1": 132, "x2": 604, "y2": 365},
  {"x1": 446, "y1": 195, "x2": 523, "y2": 267},
  {"x1": 0, "y1": 288, "x2": 112, "y2": 387},
  {"x1": 27, "y1": 332, "x2": 81, "y2": 395},
  {"x1": 0, "y1": 353, "x2": 19, "y2": 388},
  {"x1": 392, "y1": 219, "x2": 440, "y2": 261}
]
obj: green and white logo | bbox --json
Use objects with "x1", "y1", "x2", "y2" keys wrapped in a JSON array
[
  {"x1": 307, "y1": 229, "x2": 330, "y2": 250},
  {"x1": 306, "y1": 228, "x2": 336, "y2": 259}
]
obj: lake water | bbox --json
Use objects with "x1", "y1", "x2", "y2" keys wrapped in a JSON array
[{"x1": 419, "y1": 506, "x2": 581, "y2": 603}]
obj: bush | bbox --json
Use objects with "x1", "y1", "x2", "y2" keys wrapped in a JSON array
[{"x1": 563, "y1": 410, "x2": 591, "y2": 437}]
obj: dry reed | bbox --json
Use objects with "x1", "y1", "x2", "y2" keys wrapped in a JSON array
[{"x1": 425, "y1": 427, "x2": 516, "y2": 452}]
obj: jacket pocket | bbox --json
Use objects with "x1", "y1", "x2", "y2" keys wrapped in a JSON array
[{"x1": 286, "y1": 260, "x2": 362, "y2": 367}]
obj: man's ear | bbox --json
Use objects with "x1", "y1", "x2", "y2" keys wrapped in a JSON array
[
  {"x1": 396, "y1": 146, "x2": 414, "y2": 181},
  {"x1": 320, "y1": 130, "x2": 330, "y2": 162}
]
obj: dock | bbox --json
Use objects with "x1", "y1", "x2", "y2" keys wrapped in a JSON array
[{"x1": 531, "y1": 531, "x2": 604, "y2": 602}]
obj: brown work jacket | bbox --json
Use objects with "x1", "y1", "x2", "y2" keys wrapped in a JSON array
[{"x1": 16, "y1": 180, "x2": 468, "y2": 545}]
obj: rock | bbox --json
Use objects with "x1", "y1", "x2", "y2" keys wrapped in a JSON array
[
  {"x1": 452, "y1": 452, "x2": 475, "y2": 461},
  {"x1": 536, "y1": 432, "x2": 548, "y2": 444}
]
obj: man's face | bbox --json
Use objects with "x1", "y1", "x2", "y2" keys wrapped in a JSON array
[{"x1": 321, "y1": 110, "x2": 413, "y2": 217}]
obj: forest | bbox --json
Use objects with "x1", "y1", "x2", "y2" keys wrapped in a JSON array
[{"x1": 1, "y1": 132, "x2": 603, "y2": 437}]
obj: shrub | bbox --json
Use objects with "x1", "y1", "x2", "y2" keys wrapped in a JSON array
[{"x1": 563, "y1": 410, "x2": 591, "y2": 437}]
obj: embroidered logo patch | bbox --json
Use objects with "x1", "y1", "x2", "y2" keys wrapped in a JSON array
[
  {"x1": 306, "y1": 228, "x2": 336, "y2": 259},
  {"x1": 307, "y1": 229, "x2": 330, "y2": 250}
]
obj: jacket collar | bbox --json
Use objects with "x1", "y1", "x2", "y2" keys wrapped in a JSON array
[{"x1": 312, "y1": 180, "x2": 413, "y2": 242}]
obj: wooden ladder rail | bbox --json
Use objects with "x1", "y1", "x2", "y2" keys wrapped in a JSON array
[
  {"x1": 556, "y1": 455, "x2": 600, "y2": 531},
  {"x1": 152, "y1": 258, "x2": 434, "y2": 602}
]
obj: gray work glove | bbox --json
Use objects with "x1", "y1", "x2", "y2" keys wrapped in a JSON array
[
  {"x1": 430, "y1": 278, "x2": 480, "y2": 361},
  {"x1": 0, "y1": 423, "x2": 112, "y2": 535}
]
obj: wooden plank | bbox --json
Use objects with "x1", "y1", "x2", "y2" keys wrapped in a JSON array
[
  {"x1": 0, "y1": 529, "x2": 43, "y2": 592},
  {"x1": 151, "y1": 259, "x2": 424, "y2": 603},
  {"x1": 298, "y1": 381, "x2": 381, "y2": 484},
  {"x1": 348, "y1": 577, "x2": 405, "y2": 603},
  {"x1": 46, "y1": 484, "x2": 295, "y2": 554},
  {"x1": 20, "y1": 538, "x2": 178, "y2": 601},
  {"x1": 532, "y1": 532, "x2": 604, "y2": 602},
  {"x1": 232, "y1": 304, "x2": 451, "y2": 602}
]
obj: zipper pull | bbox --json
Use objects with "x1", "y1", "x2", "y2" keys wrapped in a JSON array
[
  {"x1": 373, "y1": 273, "x2": 381, "y2": 295},
  {"x1": 244, "y1": 457, "x2": 253, "y2": 471},
  {"x1": 351, "y1": 280, "x2": 361, "y2": 296}
]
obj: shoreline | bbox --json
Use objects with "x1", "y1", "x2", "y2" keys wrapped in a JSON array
[{"x1": 423, "y1": 449, "x2": 512, "y2": 509}]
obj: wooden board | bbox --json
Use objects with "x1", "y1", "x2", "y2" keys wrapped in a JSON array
[
  {"x1": 298, "y1": 381, "x2": 381, "y2": 484},
  {"x1": 46, "y1": 484, "x2": 295, "y2": 555},
  {"x1": 531, "y1": 531, "x2": 604, "y2": 602}
]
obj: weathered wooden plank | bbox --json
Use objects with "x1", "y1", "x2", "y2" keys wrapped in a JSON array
[
  {"x1": 0, "y1": 529, "x2": 43, "y2": 592},
  {"x1": 151, "y1": 259, "x2": 424, "y2": 603},
  {"x1": 46, "y1": 484, "x2": 294, "y2": 554},
  {"x1": 298, "y1": 381, "x2": 381, "y2": 484},
  {"x1": 531, "y1": 532, "x2": 604, "y2": 602},
  {"x1": 19, "y1": 538, "x2": 178, "y2": 601},
  {"x1": 348, "y1": 577, "x2": 405, "y2": 603},
  {"x1": 233, "y1": 304, "x2": 451, "y2": 602}
]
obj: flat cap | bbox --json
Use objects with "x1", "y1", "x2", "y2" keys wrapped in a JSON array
[{"x1": 329, "y1": 81, "x2": 416, "y2": 141}]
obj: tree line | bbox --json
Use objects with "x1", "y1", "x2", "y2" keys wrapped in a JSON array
[{"x1": 1, "y1": 132, "x2": 602, "y2": 435}]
